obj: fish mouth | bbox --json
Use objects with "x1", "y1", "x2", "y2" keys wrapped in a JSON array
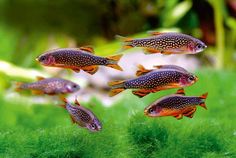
[{"x1": 35, "y1": 57, "x2": 39, "y2": 62}]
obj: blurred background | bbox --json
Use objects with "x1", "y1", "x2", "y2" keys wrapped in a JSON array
[{"x1": 0, "y1": 0, "x2": 236, "y2": 157}]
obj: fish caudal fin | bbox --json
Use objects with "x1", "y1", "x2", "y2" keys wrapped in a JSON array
[
  {"x1": 15, "y1": 82, "x2": 24, "y2": 91},
  {"x1": 199, "y1": 92, "x2": 208, "y2": 109},
  {"x1": 106, "y1": 54, "x2": 123, "y2": 71},
  {"x1": 136, "y1": 64, "x2": 151, "y2": 76},
  {"x1": 108, "y1": 80, "x2": 125, "y2": 97},
  {"x1": 115, "y1": 35, "x2": 134, "y2": 52}
]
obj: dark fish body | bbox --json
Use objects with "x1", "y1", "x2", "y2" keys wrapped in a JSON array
[
  {"x1": 108, "y1": 65, "x2": 198, "y2": 98},
  {"x1": 16, "y1": 77, "x2": 80, "y2": 95},
  {"x1": 144, "y1": 89, "x2": 208, "y2": 120},
  {"x1": 36, "y1": 47, "x2": 123, "y2": 75},
  {"x1": 63, "y1": 98, "x2": 102, "y2": 132},
  {"x1": 124, "y1": 70, "x2": 184, "y2": 89},
  {"x1": 117, "y1": 32, "x2": 207, "y2": 54}
]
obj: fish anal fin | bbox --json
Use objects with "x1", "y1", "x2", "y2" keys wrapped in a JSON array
[
  {"x1": 80, "y1": 46, "x2": 94, "y2": 54},
  {"x1": 109, "y1": 88, "x2": 125, "y2": 97},
  {"x1": 70, "y1": 116, "x2": 76, "y2": 124},
  {"x1": 174, "y1": 114, "x2": 183, "y2": 120},
  {"x1": 36, "y1": 76, "x2": 45, "y2": 81},
  {"x1": 176, "y1": 88, "x2": 185, "y2": 95},
  {"x1": 148, "y1": 31, "x2": 163, "y2": 36},
  {"x1": 31, "y1": 90, "x2": 44, "y2": 95},
  {"x1": 161, "y1": 51, "x2": 173, "y2": 55},
  {"x1": 132, "y1": 89, "x2": 151, "y2": 98},
  {"x1": 72, "y1": 68, "x2": 81, "y2": 73},
  {"x1": 82, "y1": 65, "x2": 98, "y2": 75},
  {"x1": 144, "y1": 48, "x2": 161, "y2": 54},
  {"x1": 183, "y1": 107, "x2": 196, "y2": 118},
  {"x1": 136, "y1": 64, "x2": 151, "y2": 76}
]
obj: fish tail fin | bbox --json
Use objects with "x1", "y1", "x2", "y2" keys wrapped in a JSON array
[
  {"x1": 15, "y1": 82, "x2": 24, "y2": 92},
  {"x1": 199, "y1": 92, "x2": 208, "y2": 109},
  {"x1": 108, "y1": 80, "x2": 125, "y2": 97},
  {"x1": 115, "y1": 35, "x2": 134, "y2": 52},
  {"x1": 106, "y1": 54, "x2": 123, "y2": 71}
]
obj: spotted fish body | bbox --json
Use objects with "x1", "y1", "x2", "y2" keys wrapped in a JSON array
[
  {"x1": 117, "y1": 32, "x2": 207, "y2": 54},
  {"x1": 144, "y1": 89, "x2": 208, "y2": 120},
  {"x1": 63, "y1": 98, "x2": 102, "y2": 132},
  {"x1": 108, "y1": 65, "x2": 198, "y2": 98},
  {"x1": 36, "y1": 47, "x2": 123, "y2": 75},
  {"x1": 16, "y1": 77, "x2": 80, "y2": 95}
]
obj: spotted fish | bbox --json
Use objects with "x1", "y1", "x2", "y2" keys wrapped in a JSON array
[
  {"x1": 36, "y1": 47, "x2": 123, "y2": 75},
  {"x1": 144, "y1": 88, "x2": 208, "y2": 120},
  {"x1": 15, "y1": 76, "x2": 80, "y2": 95},
  {"x1": 62, "y1": 98, "x2": 102, "y2": 132},
  {"x1": 108, "y1": 64, "x2": 198, "y2": 98},
  {"x1": 117, "y1": 32, "x2": 207, "y2": 54}
]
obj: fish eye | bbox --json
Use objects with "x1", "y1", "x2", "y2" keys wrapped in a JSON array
[
  {"x1": 148, "y1": 108, "x2": 154, "y2": 113},
  {"x1": 40, "y1": 56, "x2": 46, "y2": 61},
  {"x1": 91, "y1": 123, "x2": 96, "y2": 129},
  {"x1": 72, "y1": 84, "x2": 77, "y2": 89},
  {"x1": 188, "y1": 76, "x2": 195, "y2": 81},
  {"x1": 196, "y1": 44, "x2": 202, "y2": 49}
]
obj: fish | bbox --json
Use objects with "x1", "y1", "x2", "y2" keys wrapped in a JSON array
[
  {"x1": 144, "y1": 88, "x2": 208, "y2": 120},
  {"x1": 36, "y1": 47, "x2": 123, "y2": 75},
  {"x1": 108, "y1": 64, "x2": 198, "y2": 98},
  {"x1": 116, "y1": 32, "x2": 207, "y2": 54},
  {"x1": 61, "y1": 98, "x2": 102, "y2": 132},
  {"x1": 15, "y1": 76, "x2": 80, "y2": 95}
]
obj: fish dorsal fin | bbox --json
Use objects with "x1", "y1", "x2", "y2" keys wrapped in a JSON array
[
  {"x1": 136, "y1": 64, "x2": 151, "y2": 76},
  {"x1": 74, "y1": 98, "x2": 80, "y2": 106},
  {"x1": 148, "y1": 31, "x2": 164, "y2": 36},
  {"x1": 176, "y1": 88, "x2": 185, "y2": 95},
  {"x1": 80, "y1": 46, "x2": 94, "y2": 54},
  {"x1": 36, "y1": 76, "x2": 45, "y2": 81}
]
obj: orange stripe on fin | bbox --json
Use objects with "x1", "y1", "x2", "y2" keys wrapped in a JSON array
[
  {"x1": 200, "y1": 92, "x2": 208, "y2": 99},
  {"x1": 115, "y1": 35, "x2": 133, "y2": 42},
  {"x1": 15, "y1": 82, "x2": 24, "y2": 92},
  {"x1": 174, "y1": 114, "x2": 183, "y2": 120},
  {"x1": 132, "y1": 89, "x2": 150, "y2": 98},
  {"x1": 144, "y1": 48, "x2": 161, "y2": 54},
  {"x1": 136, "y1": 64, "x2": 151, "y2": 76},
  {"x1": 82, "y1": 65, "x2": 98, "y2": 75},
  {"x1": 109, "y1": 88, "x2": 125, "y2": 97},
  {"x1": 176, "y1": 88, "x2": 185, "y2": 95},
  {"x1": 108, "y1": 80, "x2": 124, "y2": 87},
  {"x1": 106, "y1": 54, "x2": 123, "y2": 71},
  {"x1": 200, "y1": 103, "x2": 207, "y2": 110},
  {"x1": 147, "y1": 31, "x2": 164, "y2": 36}
]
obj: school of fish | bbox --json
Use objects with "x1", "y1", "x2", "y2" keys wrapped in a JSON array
[{"x1": 15, "y1": 31, "x2": 208, "y2": 132}]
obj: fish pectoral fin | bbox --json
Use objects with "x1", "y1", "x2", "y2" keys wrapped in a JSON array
[
  {"x1": 183, "y1": 107, "x2": 196, "y2": 118},
  {"x1": 136, "y1": 64, "x2": 152, "y2": 76},
  {"x1": 176, "y1": 88, "x2": 185, "y2": 95},
  {"x1": 132, "y1": 89, "x2": 151, "y2": 98},
  {"x1": 31, "y1": 90, "x2": 44, "y2": 95},
  {"x1": 144, "y1": 48, "x2": 161, "y2": 54},
  {"x1": 82, "y1": 66, "x2": 98, "y2": 75},
  {"x1": 174, "y1": 114, "x2": 183, "y2": 120},
  {"x1": 70, "y1": 116, "x2": 76, "y2": 124},
  {"x1": 79, "y1": 46, "x2": 94, "y2": 54},
  {"x1": 161, "y1": 51, "x2": 173, "y2": 55},
  {"x1": 147, "y1": 31, "x2": 164, "y2": 36},
  {"x1": 36, "y1": 76, "x2": 45, "y2": 81}
]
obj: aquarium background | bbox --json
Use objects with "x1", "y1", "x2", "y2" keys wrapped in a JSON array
[{"x1": 0, "y1": 0, "x2": 236, "y2": 157}]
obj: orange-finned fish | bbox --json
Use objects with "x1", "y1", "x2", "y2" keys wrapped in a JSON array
[
  {"x1": 36, "y1": 47, "x2": 123, "y2": 75},
  {"x1": 62, "y1": 98, "x2": 102, "y2": 132},
  {"x1": 144, "y1": 88, "x2": 208, "y2": 120},
  {"x1": 108, "y1": 64, "x2": 198, "y2": 98},
  {"x1": 16, "y1": 76, "x2": 80, "y2": 95},
  {"x1": 116, "y1": 32, "x2": 207, "y2": 54}
]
